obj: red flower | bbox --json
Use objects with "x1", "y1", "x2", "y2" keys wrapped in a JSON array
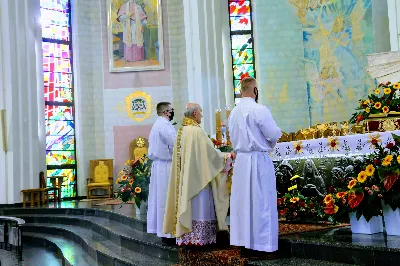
[
  {"x1": 386, "y1": 142, "x2": 395, "y2": 150},
  {"x1": 328, "y1": 186, "x2": 335, "y2": 193},
  {"x1": 348, "y1": 190, "x2": 364, "y2": 209},
  {"x1": 299, "y1": 201, "x2": 306, "y2": 207},
  {"x1": 277, "y1": 198, "x2": 284, "y2": 206},
  {"x1": 373, "y1": 159, "x2": 381, "y2": 165},
  {"x1": 386, "y1": 81, "x2": 392, "y2": 85},
  {"x1": 308, "y1": 203, "x2": 315, "y2": 208},
  {"x1": 279, "y1": 208, "x2": 287, "y2": 216},
  {"x1": 384, "y1": 173, "x2": 399, "y2": 191},
  {"x1": 386, "y1": 100, "x2": 392, "y2": 105},
  {"x1": 356, "y1": 115, "x2": 364, "y2": 124}
]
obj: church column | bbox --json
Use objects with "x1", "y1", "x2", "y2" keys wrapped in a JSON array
[
  {"x1": 182, "y1": 0, "x2": 228, "y2": 134},
  {"x1": 0, "y1": 0, "x2": 46, "y2": 204}
]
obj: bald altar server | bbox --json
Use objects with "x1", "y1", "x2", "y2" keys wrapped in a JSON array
[
  {"x1": 228, "y1": 77, "x2": 282, "y2": 259},
  {"x1": 147, "y1": 102, "x2": 176, "y2": 245},
  {"x1": 163, "y1": 103, "x2": 231, "y2": 248}
]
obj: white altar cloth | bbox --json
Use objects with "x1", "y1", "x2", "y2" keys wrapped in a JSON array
[{"x1": 270, "y1": 130, "x2": 400, "y2": 161}]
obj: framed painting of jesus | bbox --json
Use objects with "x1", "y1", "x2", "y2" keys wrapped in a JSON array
[{"x1": 107, "y1": 0, "x2": 164, "y2": 72}]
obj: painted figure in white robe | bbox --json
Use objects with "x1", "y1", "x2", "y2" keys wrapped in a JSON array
[
  {"x1": 228, "y1": 77, "x2": 282, "y2": 259},
  {"x1": 117, "y1": 0, "x2": 147, "y2": 62},
  {"x1": 163, "y1": 103, "x2": 232, "y2": 248},
  {"x1": 147, "y1": 102, "x2": 176, "y2": 245}
]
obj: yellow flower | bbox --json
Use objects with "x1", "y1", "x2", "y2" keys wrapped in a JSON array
[
  {"x1": 288, "y1": 184, "x2": 297, "y2": 191},
  {"x1": 121, "y1": 175, "x2": 128, "y2": 180},
  {"x1": 118, "y1": 170, "x2": 124, "y2": 176},
  {"x1": 397, "y1": 156, "x2": 400, "y2": 164},
  {"x1": 382, "y1": 155, "x2": 394, "y2": 166},
  {"x1": 348, "y1": 179, "x2": 357, "y2": 189},
  {"x1": 129, "y1": 179, "x2": 134, "y2": 185},
  {"x1": 290, "y1": 197, "x2": 299, "y2": 203},
  {"x1": 357, "y1": 171, "x2": 368, "y2": 183},
  {"x1": 134, "y1": 187, "x2": 142, "y2": 193},
  {"x1": 384, "y1": 88, "x2": 391, "y2": 94},
  {"x1": 374, "y1": 102, "x2": 382, "y2": 109},
  {"x1": 293, "y1": 141, "x2": 303, "y2": 153},
  {"x1": 336, "y1": 192, "x2": 347, "y2": 198},
  {"x1": 116, "y1": 178, "x2": 120, "y2": 184},
  {"x1": 365, "y1": 164, "x2": 375, "y2": 177},
  {"x1": 375, "y1": 88, "x2": 381, "y2": 94},
  {"x1": 290, "y1": 175, "x2": 300, "y2": 181},
  {"x1": 383, "y1": 106, "x2": 390, "y2": 113},
  {"x1": 363, "y1": 99, "x2": 370, "y2": 105},
  {"x1": 394, "y1": 82, "x2": 400, "y2": 89},
  {"x1": 324, "y1": 194, "x2": 333, "y2": 204},
  {"x1": 365, "y1": 107, "x2": 370, "y2": 113}
]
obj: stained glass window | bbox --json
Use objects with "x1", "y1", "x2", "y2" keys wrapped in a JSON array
[
  {"x1": 228, "y1": 0, "x2": 256, "y2": 102},
  {"x1": 40, "y1": 0, "x2": 76, "y2": 199}
]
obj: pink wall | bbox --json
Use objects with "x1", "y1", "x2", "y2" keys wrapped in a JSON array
[
  {"x1": 102, "y1": 1, "x2": 171, "y2": 90},
  {"x1": 113, "y1": 125, "x2": 153, "y2": 178}
]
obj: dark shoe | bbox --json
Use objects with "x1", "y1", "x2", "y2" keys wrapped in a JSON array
[
  {"x1": 161, "y1": 237, "x2": 176, "y2": 246},
  {"x1": 241, "y1": 248, "x2": 279, "y2": 260}
]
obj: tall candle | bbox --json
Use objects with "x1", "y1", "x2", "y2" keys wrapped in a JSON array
[
  {"x1": 225, "y1": 106, "x2": 231, "y2": 145},
  {"x1": 216, "y1": 109, "x2": 222, "y2": 142}
]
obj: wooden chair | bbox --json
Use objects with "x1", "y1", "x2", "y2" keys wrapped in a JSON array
[
  {"x1": 86, "y1": 159, "x2": 114, "y2": 199},
  {"x1": 129, "y1": 137, "x2": 149, "y2": 161},
  {"x1": 42, "y1": 172, "x2": 64, "y2": 202}
]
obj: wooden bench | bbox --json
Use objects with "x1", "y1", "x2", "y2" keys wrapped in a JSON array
[{"x1": 20, "y1": 188, "x2": 49, "y2": 207}]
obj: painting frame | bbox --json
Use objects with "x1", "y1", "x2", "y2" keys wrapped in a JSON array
[{"x1": 107, "y1": 0, "x2": 165, "y2": 72}]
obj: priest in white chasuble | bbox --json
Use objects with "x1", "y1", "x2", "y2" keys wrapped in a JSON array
[
  {"x1": 147, "y1": 102, "x2": 176, "y2": 245},
  {"x1": 163, "y1": 103, "x2": 231, "y2": 248},
  {"x1": 228, "y1": 77, "x2": 282, "y2": 259}
]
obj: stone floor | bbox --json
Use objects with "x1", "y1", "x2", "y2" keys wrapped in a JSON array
[{"x1": 0, "y1": 244, "x2": 62, "y2": 266}]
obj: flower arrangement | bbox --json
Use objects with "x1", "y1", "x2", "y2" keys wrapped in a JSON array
[
  {"x1": 350, "y1": 82, "x2": 400, "y2": 124},
  {"x1": 367, "y1": 133, "x2": 400, "y2": 211},
  {"x1": 209, "y1": 136, "x2": 233, "y2": 152},
  {"x1": 115, "y1": 155, "x2": 152, "y2": 208},
  {"x1": 324, "y1": 162, "x2": 383, "y2": 222},
  {"x1": 278, "y1": 175, "x2": 325, "y2": 222}
]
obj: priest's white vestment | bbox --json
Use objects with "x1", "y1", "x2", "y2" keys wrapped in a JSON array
[
  {"x1": 147, "y1": 116, "x2": 176, "y2": 238},
  {"x1": 228, "y1": 97, "x2": 282, "y2": 252},
  {"x1": 163, "y1": 117, "x2": 231, "y2": 246}
]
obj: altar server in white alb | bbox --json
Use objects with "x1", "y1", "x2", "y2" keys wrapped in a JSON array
[
  {"x1": 228, "y1": 77, "x2": 282, "y2": 259},
  {"x1": 147, "y1": 102, "x2": 177, "y2": 245}
]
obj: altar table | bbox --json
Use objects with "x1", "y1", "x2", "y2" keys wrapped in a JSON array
[{"x1": 270, "y1": 130, "x2": 400, "y2": 161}]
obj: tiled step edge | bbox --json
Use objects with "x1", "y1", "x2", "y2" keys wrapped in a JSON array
[
  {"x1": 15, "y1": 214, "x2": 178, "y2": 262},
  {"x1": 23, "y1": 233, "x2": 71, "y2": 266},
  {"x1": 22, "y1": 223, "x2": 173, "y2": 266}
]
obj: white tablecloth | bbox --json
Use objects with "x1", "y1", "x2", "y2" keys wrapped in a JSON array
[{"x1": 270, "y1": 130, "x2": 400, "y2": 161}]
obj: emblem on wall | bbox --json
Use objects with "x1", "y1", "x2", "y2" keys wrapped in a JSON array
[{"x1": 115, "y1": 90, "x2": 158, "y2": 122}]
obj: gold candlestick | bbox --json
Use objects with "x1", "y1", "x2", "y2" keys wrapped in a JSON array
[{"x1": 216, "y1": 109, "x2": 222, "y2": 143}]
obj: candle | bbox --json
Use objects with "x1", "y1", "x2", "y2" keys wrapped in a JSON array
[
  {"x1": 216, "y1": 109, "x2": 222, "y2": 142},
  {"x1": 225, "y1": 106, "x2": 232, "y2": 146}
]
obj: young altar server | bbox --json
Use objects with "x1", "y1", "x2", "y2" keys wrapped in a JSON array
[
  {"x1": 228, "y1": 77, "x2": 282, "y2": 259},
  {"x1": 147, "y1": 102, "x2": 176, "y2": 245}
]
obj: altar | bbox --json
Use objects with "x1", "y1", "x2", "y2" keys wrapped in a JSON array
[{"x1": 271, "y1": 130, "x2": 400, "y2": 161}]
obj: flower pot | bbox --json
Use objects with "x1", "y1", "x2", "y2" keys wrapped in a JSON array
[
  {"x1": 349, "y1": 213, "x2": 383, "y2": 234},
  {"x1": 382, "y1": 203, "x2": 400, "y2": 236},
  {"x1": 135, "y1": 200, "x2": 148, "y2": 216}
]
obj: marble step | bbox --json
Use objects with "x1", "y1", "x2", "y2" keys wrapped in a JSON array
[
  {"x1": 0, "y1": 207, "x2": 147, "y2": 232},
  {"x1": 1, "y1": 243, "x2": 65, "y2": 266},
  {"x1": 22, "y1": 223, "x2": 175, "y2": 266},
  {"x1": 24, "y1": 232, "x2": 97, "y2": 266},
  {"x1": 248, "y1": 258, "x2": 355, "y2": 266},
  {"x1": 13, "y1": 213, "x2": 178, "y2": 262}
]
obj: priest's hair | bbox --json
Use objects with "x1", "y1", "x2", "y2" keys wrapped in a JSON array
[
  {"x1": 156, "y1": 102, "x2": 171, "y2": 114},
  {"x1": 241, "y1": 77, "x2": 256, "y2": 92},
  {"x1": 184, "y1": 103, "x2": 201, "y2": 117}
]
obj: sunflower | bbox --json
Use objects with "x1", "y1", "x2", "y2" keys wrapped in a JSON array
[
  {"x1": 374, "y1": 102, "x2": 382, "y2": 109},
  {"x1": 290, "y1": 197, "x2": 299, "y2": 203},
  {"x1": 357, "y1": 171, "x2": 368, "y2": 183},
  {"x1": 382, "y1": 155, "x2": 394, "y2": 166},
  {"x1": 134, "y1": 187, "x2": 142, "y2": 193},
  {"x1": 336, "y1": 192, "x2": 347, "y2": 198},
  {"x1": 383, "y1": 106, "x2": 390, "y2": 113},
  {"x1": 365, "y1": 164, "x2": 375, "y2": 177},
  {"x1": 374, "y1": 88, "x2": 381, "y2": 94},
  {"x1": 348, "y1": 179, "x2": 357, "y2": 189},
  {"x1": 365, "y1": 107, "x2": 370, "y2": 113},
  {"x1": 394, "y1": 82, "x2": 400, "y2": 89},
  {"x1": 384, "y1": 87, "x2": 392, "y2": 94}
]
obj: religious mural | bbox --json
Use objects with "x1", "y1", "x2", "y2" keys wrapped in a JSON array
[
  {"x1": 108, "y1": 0, "x2": 164, "y2": 72},
  {"x1": 290, "y1": 0, "x2": 375, "y2": 125}
]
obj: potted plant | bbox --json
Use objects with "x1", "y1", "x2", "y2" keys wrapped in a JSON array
[
  {"x1": 368, "y1": 133, "x2": 400, "y2": 235},
  {"x1": 116, "y1": 155, "x2": 152, "y2": 215},
  {"x1": 325, "y1": 163, "x2": 383, "y2": 234}
]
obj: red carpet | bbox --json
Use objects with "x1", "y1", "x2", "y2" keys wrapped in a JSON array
[{"x1": 175, "y1": 222, "x2": 348, "y2": 266}]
